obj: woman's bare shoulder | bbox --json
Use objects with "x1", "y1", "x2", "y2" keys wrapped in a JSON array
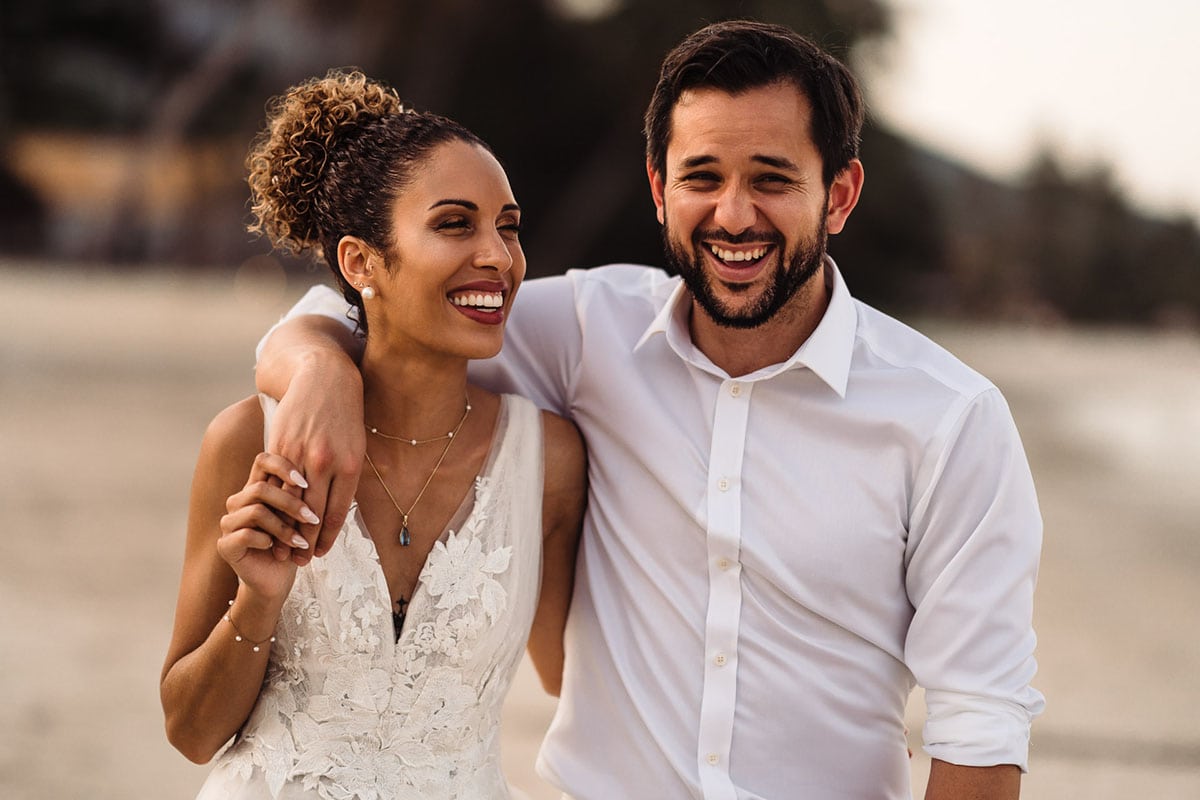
[{"x1": 198, "y1": 396, "x2": 266, "y2": 472}]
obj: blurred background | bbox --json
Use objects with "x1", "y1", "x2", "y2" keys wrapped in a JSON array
[
  {"x1": 4, "y1": 0, "x2": 1200, "y2": 322},
  {"x1": 1, "y1": 0, "x2": 1197, "y2": 797}
]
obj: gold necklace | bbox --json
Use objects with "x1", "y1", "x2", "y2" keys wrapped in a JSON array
[
  {"x1": 366, "y1": 395, "x2": 471, "y2": 446},
  {"x1": 362, "y1": 397, "x2": 471, "y2": 546}
]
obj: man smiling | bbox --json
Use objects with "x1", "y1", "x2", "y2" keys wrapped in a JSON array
[
  {"x1": 651, "y1": 81, "x2": 857, "y2": 371},
  {"x1": 256, "y1": 20, "x2": 1044, "y2": 799}
]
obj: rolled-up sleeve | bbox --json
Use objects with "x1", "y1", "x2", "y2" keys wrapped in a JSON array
[{"x1": 904, "y1": 387, "x2": 1046, "y2": 771}]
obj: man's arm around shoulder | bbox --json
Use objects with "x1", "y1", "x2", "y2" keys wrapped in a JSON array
[{"x1": 256, "y1": 292, "x2": 364, "y2": 558}]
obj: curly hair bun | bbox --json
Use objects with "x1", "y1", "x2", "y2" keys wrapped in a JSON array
[{"x1": 246, "y1": 69, "x2": 404, "y2": 254}]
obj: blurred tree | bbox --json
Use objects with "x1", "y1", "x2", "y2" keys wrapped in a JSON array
[
  {"x1": 2, "y1": 0, "x2": 1195, "y2": 325},
  {"x1": 1024, "y1": 148, "x2": 1200, "y2": 324},
  {"x1": 1, "y1": 0, "x2": 896, "y2": 274},
  {"x1": 2, "y1": 0, "x2": 183, "y2": 133}
]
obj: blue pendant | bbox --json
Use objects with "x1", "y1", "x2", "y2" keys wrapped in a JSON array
[{"x1": 399, "y1": 526, "x2": 411, "y2": 546}]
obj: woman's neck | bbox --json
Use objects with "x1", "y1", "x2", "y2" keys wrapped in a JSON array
[{"x1": 358, "y1": 342, "x2": 471, "y2": 443}]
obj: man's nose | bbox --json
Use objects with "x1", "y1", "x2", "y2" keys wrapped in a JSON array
[{"x1": 712, "y1": 183, "x2": 756, "y2": 235}]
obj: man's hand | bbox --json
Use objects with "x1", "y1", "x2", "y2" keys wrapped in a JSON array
[
  {"x1": 257, "y1": 312, "x2": 366, "y2": 561},
  {"x1": 267, "y1": 356, "x2": 364, "y2": 559}
]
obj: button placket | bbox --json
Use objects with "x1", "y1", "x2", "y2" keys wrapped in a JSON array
[{"x1": 696, "y1": 377, "x2": 752, "y2": 800}]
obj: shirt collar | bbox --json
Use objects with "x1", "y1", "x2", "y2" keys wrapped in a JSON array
[{"x1": 633, "y1": 257, "x2": 857, "y2": 397}]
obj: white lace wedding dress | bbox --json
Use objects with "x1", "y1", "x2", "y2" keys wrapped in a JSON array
[{"x1": 196, "y1": 394, "x2": 544, "y2": 800}]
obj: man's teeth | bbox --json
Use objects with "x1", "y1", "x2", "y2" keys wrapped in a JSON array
[
  {"x1": 710, "y1": 245, "x2": 768, "y2": 262},
  {"x1": 451, "y1": 292, "x2": 504, "y2": 309}
]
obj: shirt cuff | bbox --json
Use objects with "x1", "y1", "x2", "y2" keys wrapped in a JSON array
[{"x1": 922, "y1": 688, "x2": 1044, "y2": 772}]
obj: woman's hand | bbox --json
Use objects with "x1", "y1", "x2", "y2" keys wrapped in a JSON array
[{"x1": 217, "y1": 453, "x2": 317, "y2": 602}]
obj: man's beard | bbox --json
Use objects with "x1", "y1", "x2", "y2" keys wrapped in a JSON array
[{"x1": 662, "y1": 218, "x2": 827, "y2": 330}]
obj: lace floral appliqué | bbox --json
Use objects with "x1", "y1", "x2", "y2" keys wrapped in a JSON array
[{"x1": 210, "y1": 470, "x2": 530, "y2": 800}]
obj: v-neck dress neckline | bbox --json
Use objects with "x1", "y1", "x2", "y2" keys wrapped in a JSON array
[{"x1": 351, "y1": 394, "x2": 513, "y2": 642}]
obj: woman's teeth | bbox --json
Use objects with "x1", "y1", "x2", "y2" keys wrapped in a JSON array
[{"x1": 450, "y1": 292, "x2": 503, "y2": 309}]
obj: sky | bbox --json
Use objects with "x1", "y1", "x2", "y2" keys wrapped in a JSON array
[{"x1": 858, "y1": 0, "x2": 1200, "y2": 222}]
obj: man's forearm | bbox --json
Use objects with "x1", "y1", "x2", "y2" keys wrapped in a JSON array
[
  {"x1": 253, "y1": 313, "x2": 366, "y2": 557},
  {"x1": 925, "y1": 759, "x2": 1020, "y2": 800},
  {"x1": 256, "y1": 314, "x2": 361, "y2": 399}
]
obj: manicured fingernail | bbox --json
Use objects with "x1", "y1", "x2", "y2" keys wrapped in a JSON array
[
  {"x1": 300, "y1": 507, "x2": 320, "y2": 525},
  {"x1": 290, "y1": 470, "x2": 309, "y2": 489},
  {"x1": 291, "y1": 534, "x2": 310, "y2": 549}
]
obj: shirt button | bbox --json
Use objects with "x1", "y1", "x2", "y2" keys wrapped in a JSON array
[
  {"x1": 714, "y1": 653, "x2": 727, "y2": 666},
  {"x1": 717, "y1": 478, "x2": 730, "y2": 491},
  {"x1": 717, "y1": 557, "x2": 731, "y2": 570},
  {"x1": 707, "y1": 753, "x2": 720, "y2": 765},
  {"x1": 730, "y1": 383, "x2": 742, "y2": 397}
]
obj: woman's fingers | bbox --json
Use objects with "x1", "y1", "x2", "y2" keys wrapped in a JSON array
[
  {"x1": 223, "y1": 505, "x2": 308, "y2": 550},
  {"x1": 216, "y1": 526, "x2": 278, "y2": 561},
  {"x1": 220, "y1": 453, "x2": 323, "y2": 567},
  {"x1": 227, "y1": 477, "x2": 320, "y2": 532}
]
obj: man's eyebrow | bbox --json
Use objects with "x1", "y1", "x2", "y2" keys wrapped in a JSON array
[
  {"x1": 677, "y1": 154, "x2": 800, "y2": 170},
  {"x1": 679, "y1": 155, "x2": 717, "y2": 169},
  {"x1": 752, "y1": 155, "x2": 799, "y2": 171}
]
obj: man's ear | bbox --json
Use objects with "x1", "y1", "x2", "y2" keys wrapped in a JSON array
[
  {"x1": 337, "y1": 236, "x2": 375, "y2": 288},
  {"x1": 825, "y1": 159, "x2": 864, "y2": 235},
  {"x1": 647, "y1": 159, "x2": 666, "y2": 225}
]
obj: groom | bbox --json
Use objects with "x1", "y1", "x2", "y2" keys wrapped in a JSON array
[{"x1": 256, "y1": 20, "x2": 1044, "y2": 799}]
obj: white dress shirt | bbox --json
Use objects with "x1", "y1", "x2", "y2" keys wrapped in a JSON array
[{"x1": 267, "y1": 261, "x2": 1044, "y2": 800}]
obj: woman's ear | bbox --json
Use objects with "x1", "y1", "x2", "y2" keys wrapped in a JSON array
[{"x1": 337, "y1": 236, "x2": 375, "y2": 290}]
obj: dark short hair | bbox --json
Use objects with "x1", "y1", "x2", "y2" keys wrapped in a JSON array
[{"x1": 644, "y1": 20, "x2": 864, "y2": 186}]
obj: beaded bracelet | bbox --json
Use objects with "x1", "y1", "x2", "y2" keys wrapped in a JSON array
[{"x1": 224, "y1": 599, "x2": 277, "y2": 653}]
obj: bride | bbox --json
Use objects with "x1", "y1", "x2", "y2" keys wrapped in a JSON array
[{"x1": 160, "y1": 70, "x2": 585, "y2": 799}]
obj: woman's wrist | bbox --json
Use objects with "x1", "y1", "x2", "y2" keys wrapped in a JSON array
[{"x1": 227, "y1": 585, "x2": 285, "y2": 645}]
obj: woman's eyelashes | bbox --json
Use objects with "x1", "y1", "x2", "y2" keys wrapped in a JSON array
[
  {"x1": 498, "y1": 218, "x2": 521, "y2": 239},
  {"x1": 435, "y1": 216, "x2": 470, "y2": 232},
  {"x1": 433, "y1": 215, "x2": 521, "y2": 239}
]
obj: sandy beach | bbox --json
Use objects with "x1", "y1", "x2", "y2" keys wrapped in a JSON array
[{"x1": 1, "y1": 264, "x2": 1197, "y2": 798}]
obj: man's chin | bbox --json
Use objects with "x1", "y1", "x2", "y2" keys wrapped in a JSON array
[{"x1": 692, "y1": 285, "x2": 779, "y2": 330}]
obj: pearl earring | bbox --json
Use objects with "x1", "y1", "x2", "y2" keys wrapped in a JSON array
[{"x1": 359, "y1": 284, "x2": 376, "y2": 301}]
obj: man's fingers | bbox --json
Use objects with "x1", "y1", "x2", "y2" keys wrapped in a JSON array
[
  {"x1": 248, "y1": 451, "x2": 307, "y2": 490},
  {"x1": 296, "y1": 473, "x2": 329, "y2": 551},
  {"x1": 316, "y1": 472, "x2": 357, "y2": 557},
  {"x1": 263, "y1": 371, "x2": 366, "y2": 558}
]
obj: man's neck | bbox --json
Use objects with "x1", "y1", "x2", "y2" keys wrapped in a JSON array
[{"x1": 688, "y1": 268, "x2": 832, "y2": 378}]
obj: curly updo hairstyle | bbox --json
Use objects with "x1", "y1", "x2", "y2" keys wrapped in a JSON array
[{"x1": 246, "y1": 69, "x2": 490, "y2": 334}]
